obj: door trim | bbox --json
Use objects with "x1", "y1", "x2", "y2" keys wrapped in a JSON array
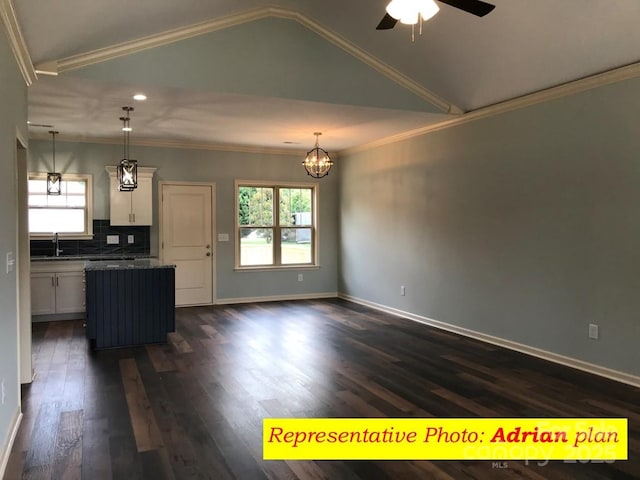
[{"x1": 158, "y1": 181, "x2": 216, "y2": 306}]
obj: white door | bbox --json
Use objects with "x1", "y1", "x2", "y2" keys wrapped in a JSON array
[{"x1": 161, "y1": 183, "x2": 214, "y2": 306}]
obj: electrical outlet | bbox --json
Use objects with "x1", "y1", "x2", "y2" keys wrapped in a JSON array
[
  {"x1": 588, "y1": 323, "x2": 599, "y2": 340},
  {"x1": 298, "y1": 273, "x2": 304, "y2": 282},
  {"x1": 401, "y1": 285, "x2": 406, "y2": 296},
  {"x1": 127, "y1": 235, "x2": 134, "y2": 244},
  {"x1": 1, "y1": 379, "x2": 5, "y2": 405}
]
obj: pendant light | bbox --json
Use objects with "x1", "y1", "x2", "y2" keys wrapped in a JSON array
[
  {"x1": 46, "y1": 130, "x2": 62, "y2": 195},
  {"x1": 302, "y1": 132, "x2": 334, "y2": 178},
  {"x1": 117, "y1": 106, "x2": 137, "y2": 191}
]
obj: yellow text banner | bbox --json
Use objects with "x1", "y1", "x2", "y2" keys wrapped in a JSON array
[{"x1": 263, "y1": 418, "x2": 627, "y2": 460}]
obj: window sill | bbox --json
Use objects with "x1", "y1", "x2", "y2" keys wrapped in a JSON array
[
  {"x1": 30, "y1": 233, "x2": 94, "y2": 241},
  {"x1": 234, "y1": 265, "x2": 319, "y2": 272}
]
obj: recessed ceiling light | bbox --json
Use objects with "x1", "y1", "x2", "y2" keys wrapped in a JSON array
[{"x1": 133, "y1": 93, "x2": 147, "y2": 101}]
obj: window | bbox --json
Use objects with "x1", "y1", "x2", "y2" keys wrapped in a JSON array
[
  {"x1": 28, "y1": 173, "x2": 93, "y2": 237},
  {"x1": 236, "y1": 181, "x2": 317, "y2": 268}
]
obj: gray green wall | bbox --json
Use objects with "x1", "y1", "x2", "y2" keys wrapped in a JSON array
[
  {"x1": 339, "y1": 77, "x2": 640, "y2": 377},
  {"x1": 28, "y1": 141, "x2": 339, "y2": 301},
  {"x1": 0, "y1": 28, "x2": 28, "y2": 462}
]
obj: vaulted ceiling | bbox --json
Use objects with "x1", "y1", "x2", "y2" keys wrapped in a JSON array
[{"x1": 7, "y1": 0, "x2": 640, "y2": 152}]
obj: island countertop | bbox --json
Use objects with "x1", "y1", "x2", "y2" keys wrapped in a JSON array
[{"x1": 84, "y1": 258, "x2": 175, "y2": 270}]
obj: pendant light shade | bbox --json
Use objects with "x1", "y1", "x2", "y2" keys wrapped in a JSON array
[
  {"x1": 117, "y1": 106, "x2": 138, "y2": 191},
  {"x1": 47, "y1": 130, "x2": 62, "y2": 195},
  {"x1": 302, "y1": 132, "x2": 334, "y2": 178}
]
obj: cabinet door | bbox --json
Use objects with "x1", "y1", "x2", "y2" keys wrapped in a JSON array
[
  {"x1": 109, "y1": 175, "x2": 134, "y2": 225},
  {"x1": 131, "y1": 176, "x2": 153, "y2": 225},
  {"x1": 31, "y1": 273, "x2": 56, "y2": 315},
  {"x1": 55, "y1": 272, "x2": 86, "y2": 313},
  {"x1": 109, "y1": 174, "x2": 153, "y2": 225}
]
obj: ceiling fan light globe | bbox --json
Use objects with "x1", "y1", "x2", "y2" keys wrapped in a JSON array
[
  {"x1": 386, "y1": 0, "x2": 411, "y2": 20},
  {"x1": 419, "y1": 0, "x2": 440, "y2": 21},
  {"x1": 400, "y1": 11, "x2": 420, "y2": 24}
]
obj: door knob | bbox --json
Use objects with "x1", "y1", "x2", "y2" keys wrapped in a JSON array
[
  {"x1": 206, "y1": 244, "x2": 211, "y2": 249},
  {"x1": 206, "y1": 252, "x2": 211, "y2": 257}
]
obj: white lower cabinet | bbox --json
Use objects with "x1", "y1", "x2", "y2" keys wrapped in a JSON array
[{"x1": 31, "y1": 261, "x2": 85, "y2": 316}]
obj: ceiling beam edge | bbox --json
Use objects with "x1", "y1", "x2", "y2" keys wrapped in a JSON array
[
  {"x1": 341, "y1": 61, "x2": 640, "y2": 155},
  {"x1": 267, "y1": 8, "x2": 461, "y2": 115},
  {"x1": 28, "y1": 131, "x2": 308, "y2": 157},
  {"x1": 0, "y1": 0, "x2": 36, "y2": 85},
  {"x1": 53, "y1": 7, "x2": 274, "y2": 73},
  {"x1": 45, "y1": 6, "x2": 459, "y2": 115}
]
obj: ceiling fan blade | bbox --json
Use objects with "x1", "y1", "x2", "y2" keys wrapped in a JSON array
[
  {"x1": 438, "y1": 0, "x2": 495, "y2": 17},
  {"x1": 376, "y1": 13, "x2": 398, "y2": 30}
]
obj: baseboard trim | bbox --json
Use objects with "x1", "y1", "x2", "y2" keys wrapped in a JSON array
[
  {"x1": 339, "y1": 293, "x2": 640, "y2": 389},
  {"x1": 217, "y1": 292, "x2": 338, "y2": 305},
  {"x1": 0, "y1": 407, "x2": 22, "y2": 479}
]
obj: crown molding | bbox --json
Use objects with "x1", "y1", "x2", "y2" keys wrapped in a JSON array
[
  {"x1": 0, "y1": 0, "x2": 36, "y2": 85},
  {"x1": 43, "y1": 6, "x2": 458, "y2": 115},
  {"x1": 341, "y1": 61, "x2": 640, "y2": 155},
  {"x1": 28, "y1": 131, "x2": 308, "y2": 157}
]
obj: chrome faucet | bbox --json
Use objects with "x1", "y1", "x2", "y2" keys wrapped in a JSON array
[{"x1": 53, "y1": 232, "x2": 63, "y2": 257}]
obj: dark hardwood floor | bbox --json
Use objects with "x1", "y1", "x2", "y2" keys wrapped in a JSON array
[{"x1": 5, "y1": 299, "x2": 639, "y2": 479}]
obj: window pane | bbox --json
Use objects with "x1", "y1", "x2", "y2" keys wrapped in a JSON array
[
  {"x1": 238, "y1": 186, "x2": 252, "y2": 226},
  {"x1": 239, "y1": 186, "x2": 273, "y2": 226},
  {"x1": 29, "y1": 179, "x2": 47, "y2": 194},
  {"x1": 66, "y1": 195, "x2": 86, "y2": 207},
  {"x1": 29, "y1": 208, "x2": 85, "y2": 233},
  {"x1": 28, "y1": 194, "x2": 48, "y2": 207},
  {"x1": 279, "y1": 188, "x2": 312, "y2": 226},
  {"x1": 45, "y1": 194, "x2": 68, "y2": 207},
  {"x1": 281, "y1": 228, "x2": 312, "y2": 264},
  {"x1": 240, "y1": 228, "x2": 274, "y2": 266},
  {"x1": 65, "y1": 181, "x2": 86, "y2": 194}
]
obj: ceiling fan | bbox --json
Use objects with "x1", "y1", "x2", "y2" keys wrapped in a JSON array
[{"x1": 376, "y1": 0, "x2": 495, "y2": 30}]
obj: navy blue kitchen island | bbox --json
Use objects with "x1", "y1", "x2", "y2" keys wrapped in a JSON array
[{"x1": 84, "y1": 259, "x2": 176, "y2": 349}]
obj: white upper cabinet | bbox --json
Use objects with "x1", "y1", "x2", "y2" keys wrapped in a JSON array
[{"x1": 106, "y1": 166, "x2": 156, "y2": 226}]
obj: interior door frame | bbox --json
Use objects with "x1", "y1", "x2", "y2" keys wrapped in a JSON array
[
  {"x1": 16, "y1": 132, "x2": 32, "y2": 384},
  {"x1": 158, "y1": 181, "x2": 216, "y2": 306}
]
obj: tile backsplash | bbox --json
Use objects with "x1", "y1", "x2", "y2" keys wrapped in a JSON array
[{"x1": 30, "y1": 219, "x2": 150, "y2": 257}]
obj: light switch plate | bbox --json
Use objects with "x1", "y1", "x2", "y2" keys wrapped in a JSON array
[
  {"x1": 106, "y1": 235, "x2": 119, "y2": 245},
  {"x1": 128, "y1": 235, "x2": 135, "y2": 244},
  {"x1": 6, "y1": 252, "x2": 15, "y2": 274},
  {"x1": 218, "y1": 233, "x2": 230, "y2": 242}
]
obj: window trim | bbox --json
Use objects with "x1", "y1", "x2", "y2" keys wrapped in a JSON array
[
  {"x1": 28, "y1": 172, "x2": 94, "y2": 240},
  {"x1": 235, "y1": 180, "x2": 319, "y2": 270}
]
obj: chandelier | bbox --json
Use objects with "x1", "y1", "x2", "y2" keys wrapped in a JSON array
[{"x1": 302, "y1": 132, "x2": 334, "y2": 178}]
